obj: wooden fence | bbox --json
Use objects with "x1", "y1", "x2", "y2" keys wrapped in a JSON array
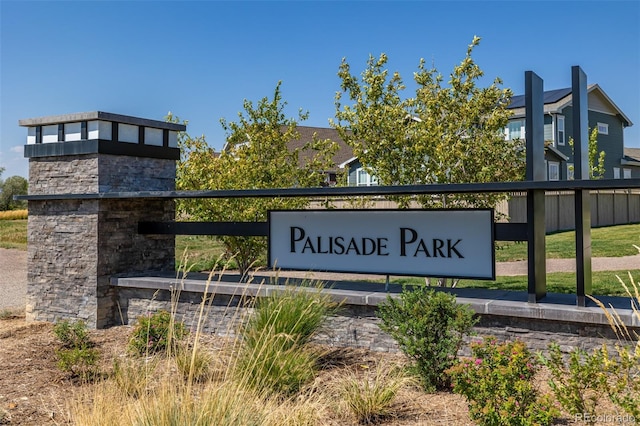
[
  {"x1": 505, "y1": 190, "x2": 640, "y2": 233},
  {"x1": 310, "y1": 190, "x2": 640, "y2": 234}
]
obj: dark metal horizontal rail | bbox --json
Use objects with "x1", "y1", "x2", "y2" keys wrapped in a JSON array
[
  {"x1": 139, "y1": 221, "x2": 528, "y2": 242},
  {"x1": 15, "y1": 178, "x2": 640, "y2": 201}
]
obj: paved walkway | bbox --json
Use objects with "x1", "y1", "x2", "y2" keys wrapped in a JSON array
[{"x1": 2, "y1": 248, "x2": 640, "y2": 310}]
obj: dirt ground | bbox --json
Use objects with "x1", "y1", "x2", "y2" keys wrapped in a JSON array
[
  {"x1": 0, "y1": 313, "x2": 474, "y2": 425},
  {"x1": 1, "y1": 312, "x2": 634, "y2": 426}
]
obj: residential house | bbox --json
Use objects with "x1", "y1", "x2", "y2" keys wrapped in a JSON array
[
  {"x1": 506, "y1": 84, "x2": 635, "y2": 180},
  {"x1": 279, "y1": 85, "x2": 636, "y2": 186},
  {"x1": 288, "y1": 126, "x2": 354, "y2": 186}
]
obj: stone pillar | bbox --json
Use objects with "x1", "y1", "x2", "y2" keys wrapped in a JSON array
[{"x1": 20, "y1": 112, "x2": 185, "y2": 328}]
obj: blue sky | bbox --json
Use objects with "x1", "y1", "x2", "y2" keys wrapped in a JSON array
[{"x1": 1, "y1": 0, "x2": 638, "y2": 179}]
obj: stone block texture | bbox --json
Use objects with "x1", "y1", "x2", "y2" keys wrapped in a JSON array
[
  {"x1": 116, "y1": 286, "x2": 635, "y2": 355},
  {"x1": 27, "y1": 154, "x2": 175, "y2": 328}
]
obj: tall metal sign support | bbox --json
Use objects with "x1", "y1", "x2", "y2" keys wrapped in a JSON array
[
  {"x1": 572, "y1": 65, "x2": 592, "y2": 306},
  {"x1": 525, "y1": 71, "x2": 547, "y2": 302}
]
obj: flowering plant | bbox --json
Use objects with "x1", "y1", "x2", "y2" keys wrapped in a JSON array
[{"x1": 447, "y1": 337, "x2": 559, "y2": 426}]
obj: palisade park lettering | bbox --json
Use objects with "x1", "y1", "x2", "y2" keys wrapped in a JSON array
[{"x1": 290, "y1": 226, "x2": 464, "y2": 258}]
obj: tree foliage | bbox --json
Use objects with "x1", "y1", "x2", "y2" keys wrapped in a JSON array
[
  {"x1": 331, "y1": 36, "x2": 524, "y2": 209},
  {"x1": 175, "y1": 82, "x2": 337, "y2": 276},
  {"x1": 0, "y1": 171, "x2": 28, "y2": 211},
  {"x1": 569, "y1": 127, "x2": 605, "y2": 179}
]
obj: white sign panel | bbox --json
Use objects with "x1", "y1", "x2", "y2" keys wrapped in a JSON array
[{"x1": 268, "y1": 210, "x2": 495, "y2": 279}]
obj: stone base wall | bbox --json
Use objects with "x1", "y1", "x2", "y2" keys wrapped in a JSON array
[
  {"x1": 116, "y1": 286, "x2": 634, "y2": 355},
  {"x1": 27, "y1": 200, "x2": 100, "y2": 324},
  {"x1": 27, "y1": 154, "x2": 176, "y2": 328}
]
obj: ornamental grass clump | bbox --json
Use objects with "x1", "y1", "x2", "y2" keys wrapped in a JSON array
[
  {"x1": 377, "y1": 286, "x2": 477, "y2": 391},
  {"x1": 338, "y1": 361, "x2": 417, "y2": 424},
  {"x1": 447, "y1": 338, "x2": 559, "y2": 426},
  {"x1": 234, "y1": 282, "x2": 338, "y2": 396}
]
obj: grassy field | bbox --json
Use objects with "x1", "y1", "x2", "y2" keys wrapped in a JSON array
[
  {"x1": 3, "y1": 219, "x2": 639, "y2": 262},
  {"x1": 495, "y1": 223, "x2": 640, "y2": 261},
  {"x1": 2, "y1": 218, "x2": 639, "y2": 296},
  {"x1": 0, "y1": 219, "x2": 27, "y2": 250},
  {"x1": 392, "y1": 271, "x2": 640, "y2": 297}
]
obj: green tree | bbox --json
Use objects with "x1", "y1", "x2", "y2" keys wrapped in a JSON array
[
  {"x1": 176, "y1": 82, "x2": 337, "y2": 277},
  {"x1": 569, "y1": 127, "x2": 605, "y2": 179},
  {"x1": 0, "y1": 175, "x2": 28, "y2": 211},
  {"x1": 331, "y1": 36, "x2": 524, "y2": 209}
]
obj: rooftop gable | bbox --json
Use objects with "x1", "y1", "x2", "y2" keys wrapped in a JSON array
[{"x1": 508, "y1": 85, "x2": 632, "y2": 127}]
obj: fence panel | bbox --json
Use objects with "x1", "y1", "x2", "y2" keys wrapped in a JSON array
[{"x1": 506, "y1": 190, "x2": 640, "y2": 233}]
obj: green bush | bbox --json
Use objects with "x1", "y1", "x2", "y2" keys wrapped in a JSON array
[
  {"x1": 128, "y1": 310, "x2": 188, "y2": 356},
  {"x1": 448, "y1": 338, "x2": 559, "y2": 426},
  {"x1": 54, "y1": 319, "x2": 92, "y2": 349},
  {"x1": 377, "y1": 287, "x2": 476, "y2": 391},
  {"x1": 236, "y1": 283, "x2": 337, "y2": 396},
  {"x1": 53, "y1": 319, "x2": 99, "y2": 379},
  {"x1": 541, "y1": 342, "x2": 640, "y2": 421}
]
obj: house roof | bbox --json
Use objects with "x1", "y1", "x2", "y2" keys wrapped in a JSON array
[
  {"x1": 622, "y1": 148, "x2": 640, "y2": 166},
  {"x1": 508, "y1": 84, "x2": 633, "y2": 127},
  {"x1": 509, "y1": 88, "x2": 572, "y2": 109},
  {"x1": 288, "y1": 126, "x2": 354, "y2": 170}
]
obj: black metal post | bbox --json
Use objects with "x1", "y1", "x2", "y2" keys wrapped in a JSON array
[
  {"x1": 525, "y1": 71, "x2": 546, "y2": 302},
  {"x1": 572, "y1": 65, "x2": 592, "y2": 306}
]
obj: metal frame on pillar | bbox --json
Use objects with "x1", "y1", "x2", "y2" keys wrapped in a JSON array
[
  {"x1": 572, "y1": 66, "x2": 593, "y2": 307},
  {"x1": 525, "y1": 71, "x2": 547, "y2": 303}
]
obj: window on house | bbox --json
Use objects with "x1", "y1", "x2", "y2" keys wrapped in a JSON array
[
  {"x1": 356, "y1": 168, "x2": 378, "y2": 186},
  {"x1": 544, "y1": 122, "x2": 554, "y2": 146},
  {"x1": 597, "y1": 122, "x2": 609, "y2": 135},
  {"x1": 548, "y1": 161, "x2": 560, "y2": 181},
  {"x1": 557, "y1": 116, "x2": 565, "y2": 145},
  {"x1": 567, "y1": 163, "x2": 574, "y2": 180},
  {"x1": 505, "y1": 120, "x2": 525, "y2": 140},
  {"x1": 613, "y1": 167, "x2": 621, "y2": 179},
  {"x1": 624, "y1": 168, "x2": 632, "y2": 179}
]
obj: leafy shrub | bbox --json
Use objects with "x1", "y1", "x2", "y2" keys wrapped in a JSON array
[
  {"x1": 540, "y1": 342, "x2": 608, "y2": 423},
  {"x1": 53, "y1": 319, "x2": 99, "y2": 379},
  {"x1": 588, "y1": 272, "x2": 640, "y2": 418},
  {"x1": 128, "y1": 310, "x2": 187, "y2": 356},
  {"x1": 236, "y1": 283, "x2": 337, "y2": 396},
  {"x1": 603, "y1": 343, "x2": 640, "y2": 418},
  {"x1": 54, "y1": 319, "x2": 91, "y2": 349},
  {"x1": 448, "y1": 338, "x2": 559, "y2": 426},
  {"x1": 377, "y1": 286, "x2": 476, "y2": 391}
]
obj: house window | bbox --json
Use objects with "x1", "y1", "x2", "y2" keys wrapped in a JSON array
[
  {"x1": 557, "y1": 116, "x2": 565, "y2": 146},
  {"x1": 624, "y1": 168, "x2": 632, "y2": 179},
  {"x1": 356, "y1": 168, "x2": 378, "y2": 186},
  {"x1": 544, "y1": 122, "x2": 554, "y2": 146},
  {"x1": 505, "y1": 120, "x2": 525, "y2": 140},
  {"x1": 597, "y1": 122, "x2": 609, "y2": 135},
  {"x1": 613, "y1": 167, "x2": 621, "y2": 179},
  {"x1": 548, "y1": 161, "x2": 560, "y2": 181},
  {"x1": 567, "y1": 163, "x2": 574, "y2": 180}
]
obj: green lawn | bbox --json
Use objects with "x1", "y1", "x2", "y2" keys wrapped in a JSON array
[
  {"x1": 392, "y1": 270, "x2": 640, "y2": 297},
  {"x1": 495, "y1": 223, "x2": 640, "y2": 262}
]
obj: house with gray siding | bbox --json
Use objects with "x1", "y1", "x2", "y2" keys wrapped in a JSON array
[
  {"x1": 287, "y1": 85, "x2": 635, "y2": 185},
  {"x1": 506, "y1": 84, "x2": 635, "y2": 180}
]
